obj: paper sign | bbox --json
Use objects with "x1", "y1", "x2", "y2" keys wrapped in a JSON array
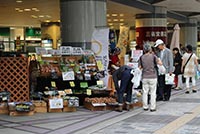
[
  {"x1": 86, "y1": 89, "x2": 92, "y2": 95},
  {"x1": 97, "y1": 80, "x2": 104, "y2": 86},
  {"x1": 69, "y1": 81, "x2": 75, "y2": 87},
  {"x1": 62, "y1": 71, "x2": 75, "y2": 81},
  {"x1": 49, "y1": 98, "x2": 63, "y2": 109},
  {"x1": 60, "y1": 46, "x2": 72, "y2": 55},
  {"x1": 51, "y1": 81, "x2": 56, "y2": 87},
  {"x1": 80, "y1": 82, "x2": 88, "y2": 88},
  {"x1": 64, "y1": 89, "x2": 73, "y2": 94}
]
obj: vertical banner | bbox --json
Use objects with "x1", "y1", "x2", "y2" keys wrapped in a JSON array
[
  {"x1": 116, "y1": 26, "x2": 130, "y2": 62},
  {"x1": 91, "y1": 28, "x2": 109, "y2": 87}
]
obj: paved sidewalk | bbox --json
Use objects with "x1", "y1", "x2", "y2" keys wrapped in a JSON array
[{"x1": 0, "y1": 80, "x2": 200, "y2": 134}]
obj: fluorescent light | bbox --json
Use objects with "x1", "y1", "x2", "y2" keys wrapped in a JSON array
[
  {"x1": 107, "y1": 19, "x2": 112, "y2": 22},
  {"x1": 120, "y1": 19, "x2": 124, "y2": 22},
  {"x1": 113, "y1": 19, "x2": 119, "y2": 22},
  {"x1": 111, "y1": 14, "x2": 118, "y2": 17},
  {"x1": 15, "y1": 8, "x2": 20, "y2": 11},
  {"x1": 31, "y1": 15, "x2": 38, "y2": 18},
  {"x1": 119, "y1": 14, "x2": 124, "y2": 17},
  {"x1": 108, "y1": 23, "x2": 113, "y2": 26},
  {"x1": 107, "y1": 14, "x2": 110, "y2": 17},
  {"x1": 39, "y1": 15, "x2": 44, "y2": 18},
  {"x1": 16, "y1": 0, "x2": 23, "y2": 3},
  {"x1": 24, "y1": 8, "x2": 31, "y2": 11}
]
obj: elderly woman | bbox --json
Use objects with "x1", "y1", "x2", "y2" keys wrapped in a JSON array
[{"x1": 139, "y1": 42, "x2": 162, "y2": 112}]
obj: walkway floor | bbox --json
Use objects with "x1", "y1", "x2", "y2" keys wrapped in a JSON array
[{"x1": 1, "y1": 80, "x2": 200, "y2": 134}]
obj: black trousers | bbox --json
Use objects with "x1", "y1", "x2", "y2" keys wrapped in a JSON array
[{"x1": 157, "y1": 75, "x2": 172, "y2": 100}]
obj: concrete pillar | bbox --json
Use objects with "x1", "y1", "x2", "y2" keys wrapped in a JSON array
[
  {"x1": 135, "y1": 6, "x2": 167, "y2": 48},
  {"x1": 180, "y1": 19, "x2": 198, "y2": 49},
  {"x1": 41, "y1": 22, "x2": 60, "y2": 49},
  {"x1": 60, "y1": 0, "x2": 107, "y2": 49}
]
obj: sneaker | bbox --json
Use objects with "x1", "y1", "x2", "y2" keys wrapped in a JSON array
[
  {"x1": 143, "y1": 108, "x2": 148, "y2": 111},
  {"x1": 192, "y1": 90, "x2": 197, "y2": 93},
  {"x1": 185, "y1": 91, "x2": 190, "y2": 94}
]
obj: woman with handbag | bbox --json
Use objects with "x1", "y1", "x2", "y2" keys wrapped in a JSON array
[{"x1": 181, "y1": 45, "x2": 199, "y2": 93}]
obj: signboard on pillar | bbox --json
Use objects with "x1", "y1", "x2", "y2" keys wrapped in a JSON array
[{"x1": 136, "y1": 27, "x2": 167, "y2": 48}]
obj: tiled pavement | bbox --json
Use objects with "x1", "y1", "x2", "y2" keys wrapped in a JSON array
[{"x1": 1, "y1": 80, "x2": 200, "y2": 134}]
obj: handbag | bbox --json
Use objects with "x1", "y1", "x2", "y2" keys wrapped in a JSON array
[{"x1": 182, "y1": 53, "x2": 193, "y2": 73}]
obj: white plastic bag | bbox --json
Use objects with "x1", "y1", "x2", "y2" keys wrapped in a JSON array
[
  {"x1": 165, "y1": 73, "x2": 175, "y2": 85},
  {"x1": 131, "y1": 68, "x2": 142, "y2": 88},
  {"x1": 157, "y1": 65, "x2": 166, "y2": 75}
]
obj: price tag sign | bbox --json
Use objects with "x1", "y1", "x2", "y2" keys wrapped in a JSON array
[
  {"x1": 69, "y1": 81, "x2": 75, "y2": 87},
  {"x1": 86, "y1": 89, "x2": 92, "y2": 95},
  {"x1": 51, "y1": 81, "x2": 56, "y2": 87},
  {"x1": 80, "y1": 82, "x2": 88, "y2": 88}
]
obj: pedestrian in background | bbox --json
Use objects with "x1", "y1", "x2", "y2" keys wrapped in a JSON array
[
  {"x1": 154, "y1": 39, "x2": 174, "y2": 101},
  {"x1": 139, "y1": 42, "x2": 162, "y2": 112},
  {"x1": 172, "y1": 47, "x2": 183, "y2": 90},
  {"x1": 181, "y1": 45, "x2": 199, "y2": 93}
]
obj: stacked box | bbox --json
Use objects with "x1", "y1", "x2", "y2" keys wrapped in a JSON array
[
  {"x1": 33, "y1": 100, "x2": 47, "y2": 113},
  {"x1": 63, "y1": 100, "x2": 77, "y2": 112},
  {"x1": 0, "y1": 103, "x2": 8, "y2": 114}
]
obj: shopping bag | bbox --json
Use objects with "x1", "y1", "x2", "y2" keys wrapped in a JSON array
[
  {"x1": 165, "y1": 73, "x2": 175, "y2": 85},
  {"x1": 196, "y1": 70, "x2": 200, "y2": 79}
]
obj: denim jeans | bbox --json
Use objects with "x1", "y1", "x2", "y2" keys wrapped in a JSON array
[{"x1": 117, "y1": 69, "x2": 133, "y2": 104}]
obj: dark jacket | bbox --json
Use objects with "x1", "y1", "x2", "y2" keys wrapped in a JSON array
[{"x1": 173, "y1": 52, "x2": 182, "y2": 75}]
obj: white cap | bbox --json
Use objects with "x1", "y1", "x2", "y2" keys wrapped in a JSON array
[{"x1": 154, "y1": 39, "x2": 164, "y2": 47}]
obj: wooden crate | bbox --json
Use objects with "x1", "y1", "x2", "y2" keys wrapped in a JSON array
[
  {"x1": 9, "y1": 111, "x2": 34, "y2": 116},
  {"x1": 33, "y1": 100, "x2": 47, "y2": 113},
  {"x1": 0, "y1": 103, "x2": 8, "y2": 114},
  {"x1": 84, "y1": 102, "x2": 106, "y2": 111},
  {"x1": 48, "y1": 108, "x2": 62, "y2": 113},
  {"x1": 63, "y1": 107, "x2": 77, "y2": 112},
  {"x1": 62, "y1": 100, "x2": 77, "y2": 112}
]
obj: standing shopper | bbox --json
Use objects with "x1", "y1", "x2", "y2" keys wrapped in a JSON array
[
  {"x1": 112, "y1": 65, "x2": 133, "y2": 112},
  {"x1": 172, "y1": 47, "x2": 183, "y2": 90},
  {"x1": 181, "y1": 45, "x2": 199, "y2": 93},
  {"x1": 139, "y1": 42, "x2": 162, "y2": 112},
  {"x1": 154, "y1": 39, "x2": 174, "y2": 101}
]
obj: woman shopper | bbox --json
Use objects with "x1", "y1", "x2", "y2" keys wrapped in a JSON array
[
  {"x1": 172, "y1": 47, "x2": 183, "y2": 90},
  {"x1": 139, "y1": 42, "x2": 162, "y2": 112},
  {"x1": 181, "y1": 45, "x2": 199, "y2": 93}
]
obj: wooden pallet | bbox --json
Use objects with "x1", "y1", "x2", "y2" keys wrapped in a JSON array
[
  {"x1": 33, "y1": 100, "x2": 47, "y2": 113},
  {"x1": 0, "y1": 103, "x2": 8, "y2": 114}
]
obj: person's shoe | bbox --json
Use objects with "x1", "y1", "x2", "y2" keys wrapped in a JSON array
[
  {"x1": 156, "y1": 96, "x2": 163, "y2": 101},
  {"x1": 124, "y1": 104, "x2": 130, "y2": 111},
  {"x1": 115, "y1": 105, "x2": 123, "y2": 112},
  {"x1": 143, "y1": 108, "x2": 148, "y2": 111},
  {"x1": 192, "y1": 90, "x2": 197, "y2": 93},
  {"x1": 185, "y1": 91, "x2": 190, "y2": 94},
  {"x1": 150, "y1": 109, "x2": 156, "y2": 112}
]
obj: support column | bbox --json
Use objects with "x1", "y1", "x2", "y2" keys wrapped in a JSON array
[
  {"x1": 180, "y1": 19, "x2": 198, "y2": 49},
  {"x1": 41, "y1": 22, "x2": 60, "y2": 49},
  {"x1": 60, "y1": 0, "x2": 107, "y2": 49},
  {"x1": 135, "y1": 6, "x2": 167, "y2": 48}
]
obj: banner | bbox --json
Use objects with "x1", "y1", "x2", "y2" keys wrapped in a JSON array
[
  {"x1": 91, "y1": 28, "x2": 109, "y2": 87},
  {"x1": 116, "y1": 26, "x2": 130, "y2": 61}
]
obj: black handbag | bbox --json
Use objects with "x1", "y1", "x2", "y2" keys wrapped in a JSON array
[{"x1": 182, "y1": 53, "x2": 193, "y2": 83}]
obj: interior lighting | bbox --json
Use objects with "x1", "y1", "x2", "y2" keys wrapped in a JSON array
[
  {"x1": 46, "y1": 15, "x2": 51, "y2": 18},
  {"x1": 120, "y1": 23, "x2": 124, "y2": 26},
  {"x1": 120, "y1": 19, "x2": 124, "y2": 22},
  {"x1": 107, "y1": 19, "x2": 112, "y2": 22},
  {"x1": 15, "y1": 8, "x2": 20, "y2": 11},
  {"x1": 18, "y1": 9, "x2": 23, "y2": 12},
  {"x1": 108, "y1": 23, "x2": 113, "y2": 26},
  {"x1": 16, "y1": 0, "x2": 23, "y2": 3},
  {"x1": 111, "y1": 14, "x2": 118, "y2": 17},
  {"x1": 113, "y1": 19, "x2": 119, "y2": 22},
  {"x1": 39, "y1": 15, "x2": 44, "y2": 18},
  {"x1": 119, "y1": 14, "x2": 124, "y2": 17},
  {"x1": 31, "y1": 15, "x2": 38, "y2": 18},
  {"x1": 107, "y1": 14, "x2": 110, "y2": 17},
  {"x1": 32, "y1": 8, "x2": 40, "y2": 11},
  {"x1": 45, "y1": 20, "x2": 50, "y2": 22},
  {"x1": 24, "y1": 8, "x2": 31, "y2": 11}
]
